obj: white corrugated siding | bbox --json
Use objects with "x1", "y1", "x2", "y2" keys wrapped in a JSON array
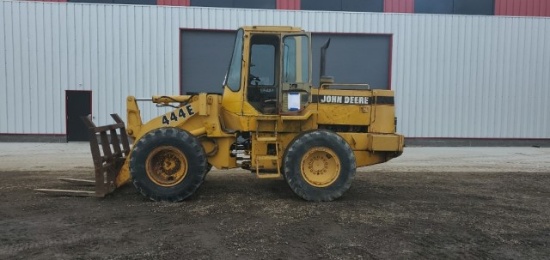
[{"x1": 1, "y1": 1, "x2": 549, "y2": 138}]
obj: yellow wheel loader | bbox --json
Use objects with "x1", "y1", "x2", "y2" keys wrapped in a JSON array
[{"x1": 38, "y1": 26, "x2": 404, "y2": 202}]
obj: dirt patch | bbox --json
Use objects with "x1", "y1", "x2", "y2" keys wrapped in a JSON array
[{"x1": 1, "y1": 169, "x2": 549, "y2": 259}]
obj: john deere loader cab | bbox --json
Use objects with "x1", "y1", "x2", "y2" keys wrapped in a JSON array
[{"x1": 222, "y1": 27, "x2": 312, "y2": 116}]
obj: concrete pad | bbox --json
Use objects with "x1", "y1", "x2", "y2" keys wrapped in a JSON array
[
  {"x1": 0, "y1": 142, "x2": 94, "y2": 172},
  {"x1": 0, "y1": 142, "x2": 549, "y2": 173},
  {"x1": 365, "y1": 147, "x2": 550, "y2": 173}
]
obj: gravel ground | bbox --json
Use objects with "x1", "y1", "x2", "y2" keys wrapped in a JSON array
[{"x1": 0, "y1": 144, "x2": 549, "y2": 259}]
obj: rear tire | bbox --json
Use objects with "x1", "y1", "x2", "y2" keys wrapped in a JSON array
[
  {"x1": 130, "y1": 128, "x2": 207, "y2": 202},
  {"x1": 283, "y1": 130, "x2": 356, "y2": 202}
]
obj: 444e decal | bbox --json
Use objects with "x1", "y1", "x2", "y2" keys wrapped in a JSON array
[{"x1": 162, "y1": 104, "x2": 195, "y2": 125}]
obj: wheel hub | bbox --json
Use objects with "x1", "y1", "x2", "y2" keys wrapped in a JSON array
[
  {"x1": 146, "y1": 146, "x2": 188, "y2": 187},
  {"x1": 301, "y1": 147, "x2": 340, "y2": 187}
]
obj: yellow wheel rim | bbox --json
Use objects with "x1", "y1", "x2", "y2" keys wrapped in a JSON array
[
  {"x1": 145, "y1": 146, "x2": 188, "y2": 187},
  {"x1": 300, "y1": 147, "x2": 341, "y2": 188}
]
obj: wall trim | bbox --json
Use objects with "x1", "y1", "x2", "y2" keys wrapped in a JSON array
[
  {"x1": 0, "y1": 134, "x2": 68, "y2": 143},
  {"x1": 406, "y1": 138, "x2": 550, "y2": 147}
]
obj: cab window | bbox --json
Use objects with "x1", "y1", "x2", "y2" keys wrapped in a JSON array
[
  {"x1": 247, "y1": 34, "x2": 279, "y2": 103},
  {"x1": 224, "y1": 29, "x2": 244, "y2": 92},
  {"x1": 283, "y1": 35, "x2": 310, "y2": 84}
]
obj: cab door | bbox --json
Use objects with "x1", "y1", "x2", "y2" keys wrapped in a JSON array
[
  {"x1": 280, "y1": 34, "x2": 312, "y2": 114},
  {"x1": 245, "y1": 33, "x2": 280, "y2": 114}
]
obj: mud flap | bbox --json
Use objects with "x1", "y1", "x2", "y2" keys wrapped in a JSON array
[{"x1": 35, "y1": 114, "x2": 131, "y2": 197}]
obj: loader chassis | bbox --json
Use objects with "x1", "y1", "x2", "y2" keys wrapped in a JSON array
[{"x1": 42, "y1": 26, "x2": 404, "y2": 202}]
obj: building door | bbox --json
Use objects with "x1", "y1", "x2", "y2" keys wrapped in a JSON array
[
  {"x1": 180, "y1": 30, "x2": 392, "y2": 93},
  {"x1": 65, "y1": 90, "x2": 92, "y2": 142},
  {"x1": 180, "y1": 30, "x2": 235, "y2": 94}
]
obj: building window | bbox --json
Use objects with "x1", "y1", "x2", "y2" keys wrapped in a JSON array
[
  {"x1": 342, "y1": 0, "x2": 383, "y2": 12},
  {"x1": 234, "y1": 0, "x2": 276, "y2": 9},
  {"x1": 301, "y1": 0, "x2": 384, "y2": 12},
  {"x1": 191, "y1": 0, "x2": 232, "y2": 7},
  {"x1": 68, "y1": 0, "x2": 157, "y2": 4},
  {"x1": 191, "y1": 0, "x2": 276, "y2": 9},
  {"x1": 301, "y1": 0, "x2": 341, "y2": 11},
  {"x1": 453, "y1": 0, "x2": 494, "y2": 15},
  {"x1": 415, "y1": 0, "x2": 454, "y2": 14},
  {"x1": 416, "y1": 0, "x2": 495, "y2": 15}
]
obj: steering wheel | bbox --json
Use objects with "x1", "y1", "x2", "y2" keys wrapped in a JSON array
[
  {"x1": 248, "y1": 74, "x2": 276, "y2": 102},
  {"x1": 249, "y1": 74, "x2": 261, "y2": 85}
]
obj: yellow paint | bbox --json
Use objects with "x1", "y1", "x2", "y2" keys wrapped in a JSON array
[
  {"x1": 145, "y1": 146, "x2": 188, "y2": 187},
  {"x1": 367, "y1": 133, "x2": 404, "y2": 152},
  {"x1": 353, "y1": 151, "x2": 388, "y2": 167},
  {"x1": 300, "y1": 147, "x2": 341, "y2": 187},
  {"x1": 115, "y1": 157, "x2": 131, "y2": 187}
]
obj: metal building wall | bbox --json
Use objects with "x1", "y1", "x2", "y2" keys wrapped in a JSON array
[
  {"x1": 0, "y1": 1, "x2": 182, "y2": 135},
  {"x1": 1, "y1": 1, "x2": 549, "y2": 138}
]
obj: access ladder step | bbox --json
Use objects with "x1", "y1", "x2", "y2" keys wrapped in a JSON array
[
  {"x1": 255, "y1": 155, "x2": 281, "y2": 178},
  {"x1": 256, "y1": 173, "x2": 282, "y2": 179}
]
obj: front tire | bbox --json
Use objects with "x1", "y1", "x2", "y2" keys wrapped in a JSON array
[
  {"x1": 283, "y1": 130, "x2": 356, "y2": 202},
  {"x1": 130, "y1": 128, "x2": 207, "y2": 202}
]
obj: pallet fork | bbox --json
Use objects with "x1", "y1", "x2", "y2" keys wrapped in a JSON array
[{"x1": 35, "y1": 114, "x2": 130, "y2": 197}]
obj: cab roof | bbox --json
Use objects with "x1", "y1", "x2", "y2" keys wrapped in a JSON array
[{"x1": 240, "y1": 26, "x2": 304, "y2": 33}]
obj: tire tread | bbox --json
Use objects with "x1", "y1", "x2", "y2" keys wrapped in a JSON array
[
  {"x1": 130, "y1": 128, "x2": 207, "y2": 202},
  {"x1": 283, "y1": 129, "x2": 356, "y2": 202}
]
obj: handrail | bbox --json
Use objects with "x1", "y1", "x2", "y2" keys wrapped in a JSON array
[
  {"x1": 281, "y1": 110, "x2": 316, "y2": 121},
  {"x1": 320, "y1": 83, "x2": 371, "y2": 90}
]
